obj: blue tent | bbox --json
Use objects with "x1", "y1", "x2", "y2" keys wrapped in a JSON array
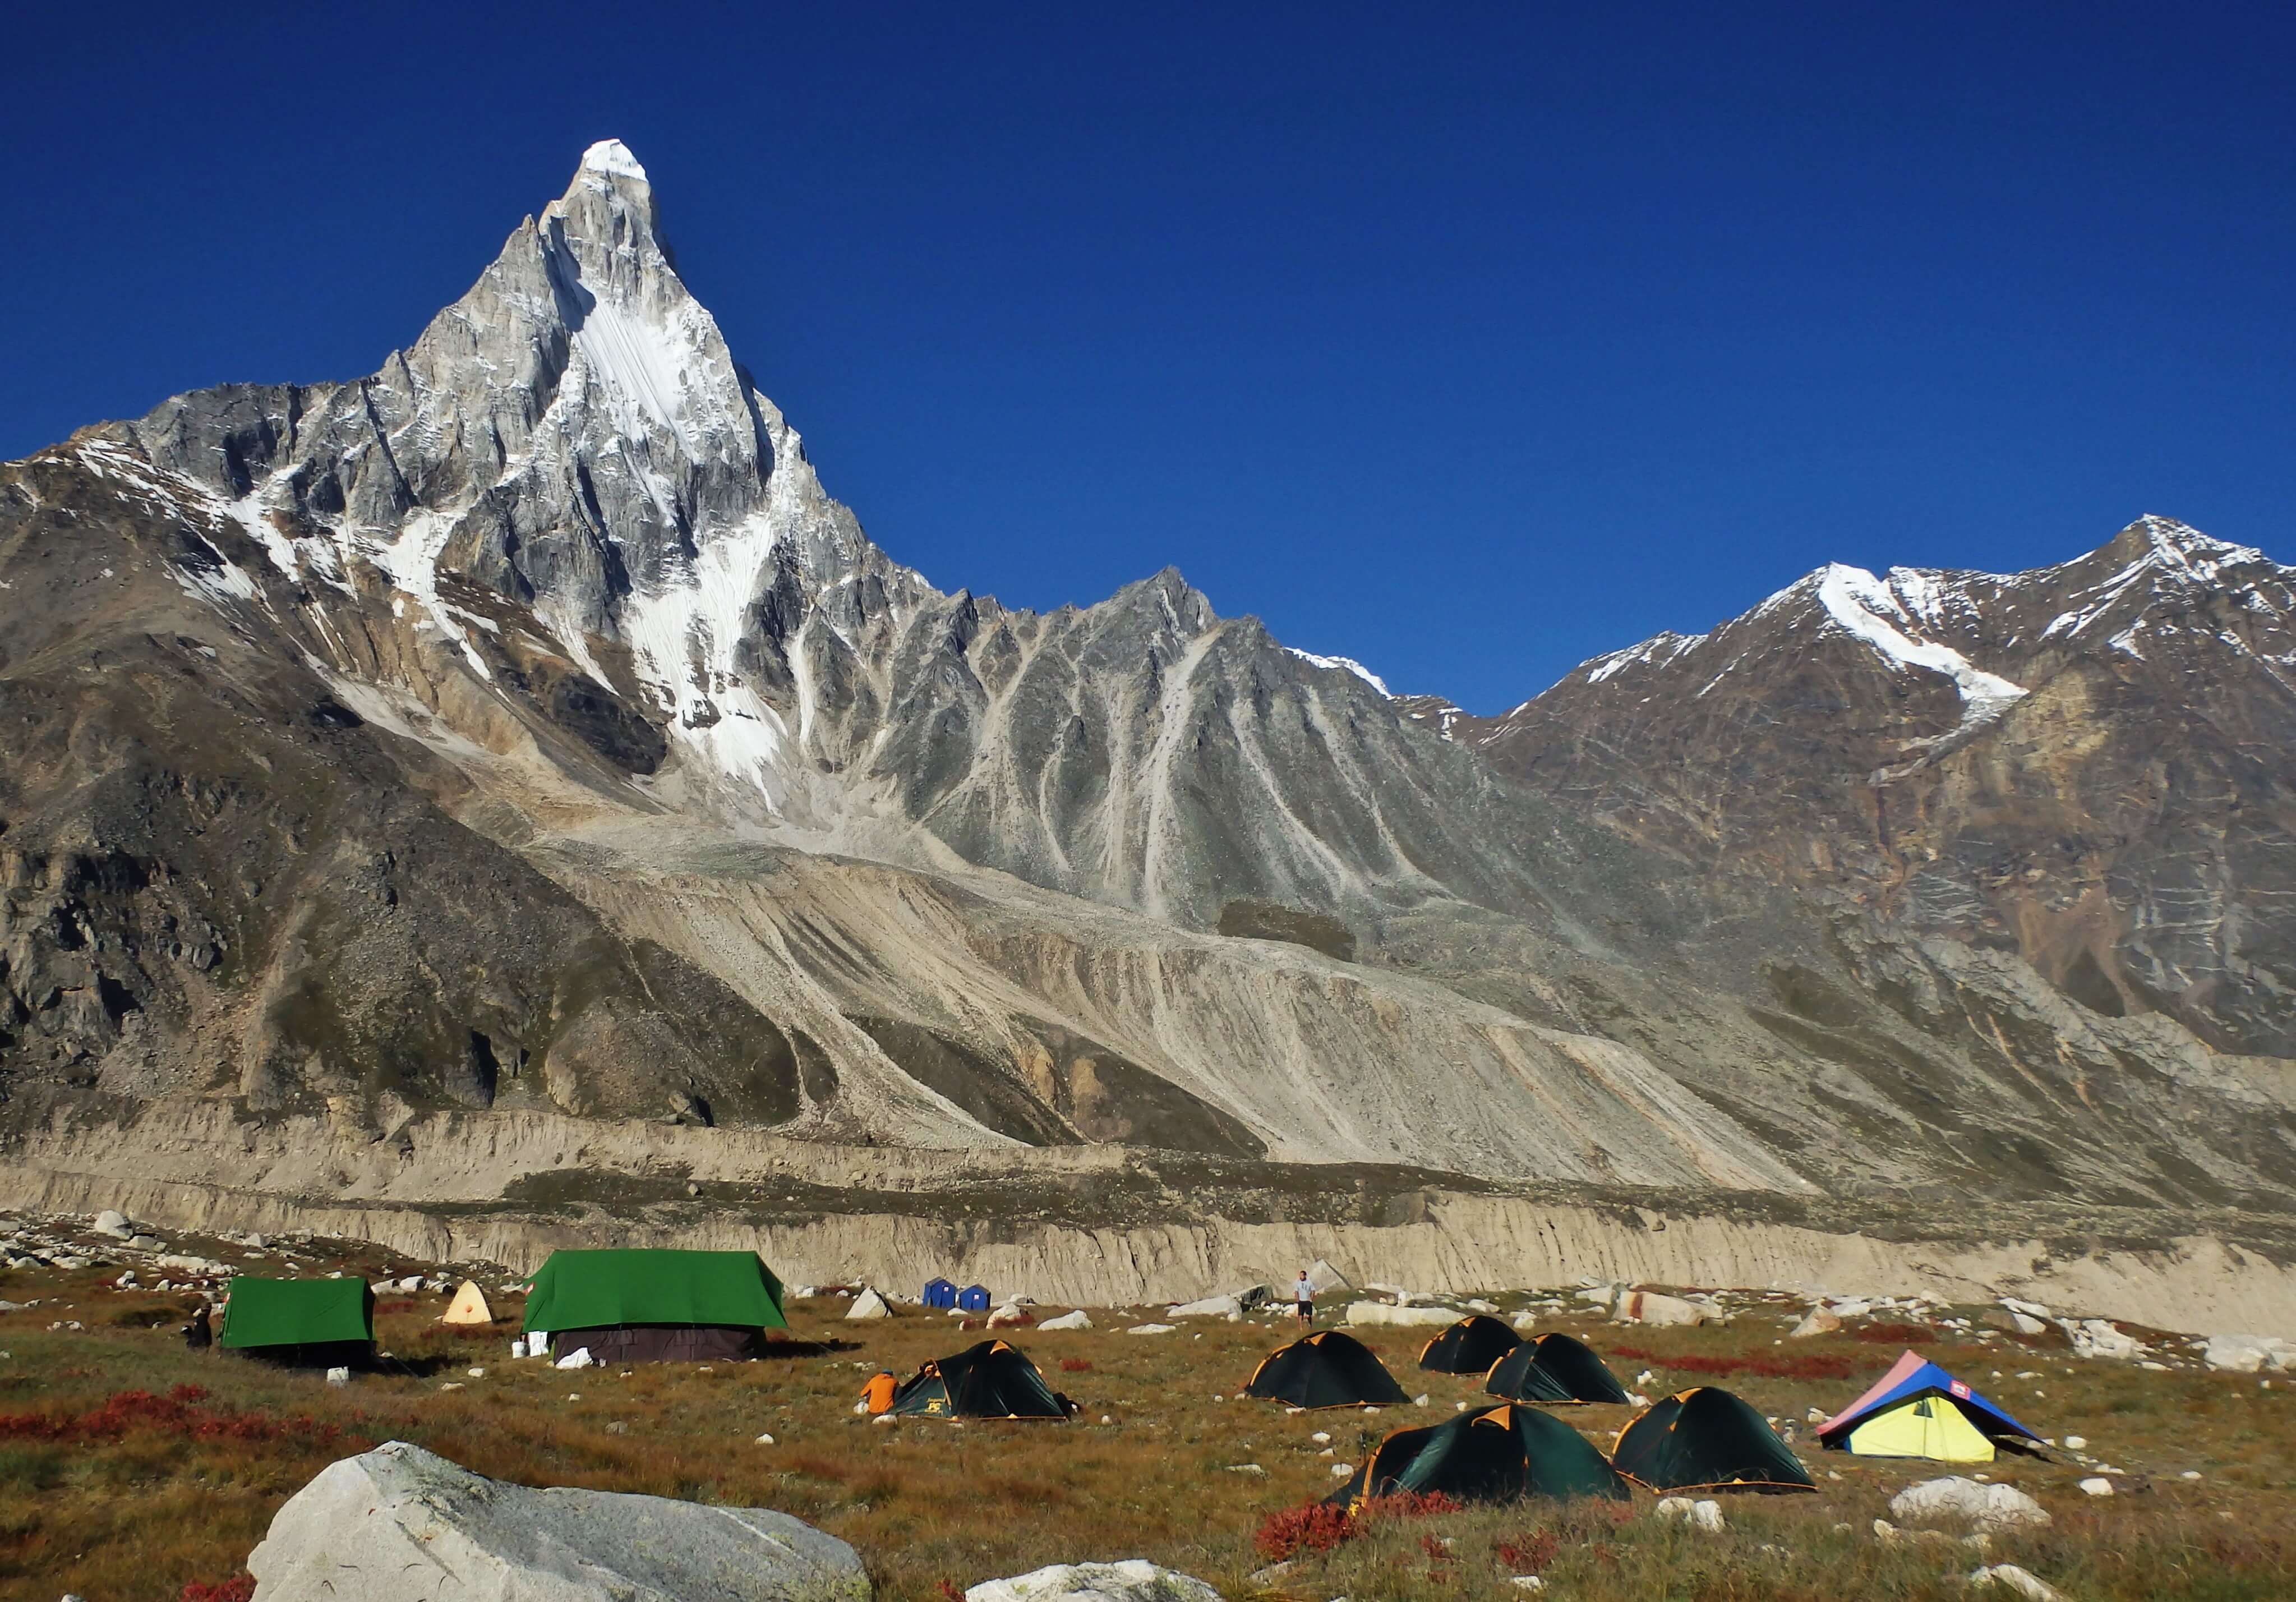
[
  {"x1": 923, "y1": 1278, "x2": 958, "y2": 1309},
  {"x1": 957, "y1": 1284, "x2": 992, "y2": 1312},
  {"x1": 1817, "y1": 1351, "x2": 2041, "y2": 1450}
]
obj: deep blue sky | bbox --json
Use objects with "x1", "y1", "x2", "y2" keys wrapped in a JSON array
[{"x1": 6, "y1": 4, "x2": 2289, "y2": 710}]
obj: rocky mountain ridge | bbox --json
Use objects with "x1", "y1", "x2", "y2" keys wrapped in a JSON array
[
  {"x1": 1455, "y1": 519, "x2": 2296, "y2": 1059},
  {"x1": 2, "y1": 141, "x2": 2290, "y2": 1264}
]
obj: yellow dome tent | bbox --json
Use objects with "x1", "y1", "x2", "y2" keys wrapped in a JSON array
[
  {"x1": 441, "y1": 1281, "x2": 495, "y2": 1326},
  {"x1": 1844, "y1": 1394, "x2": 1995, "y2": 1462}
]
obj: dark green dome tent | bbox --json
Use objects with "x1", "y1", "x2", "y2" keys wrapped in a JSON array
[
  {"x1": 1330, "y1": 1402, "x2": 1633, "y2": 1512},
  {"x1": 1417, "y1": 1314, "x2": 1522, "y2": 1375},
  {"x1": 1484, "y1": 1332, "x2": 1631, "y2": 1405},
  {"x1": 220, "y1": 1277, "x2": 376, "y2": 1368},
  {"x1": 522, "y1": 1249, "x2": 787, "y2": 1363},
  {"x1": 1245, "y1": 1329, "x2": 1408, "y2": 1408},
  {"x1": 1611, "y1": 1386, "x2": 1815, "y2": 1493},
  {"x1": 889, "y1": 1339, "x2": 1069, "y2": 1420}
]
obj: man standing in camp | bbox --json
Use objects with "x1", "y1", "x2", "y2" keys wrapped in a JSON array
[{"x1": 1294, "y1": 1269, "x2": 1314, "y2": 1328}]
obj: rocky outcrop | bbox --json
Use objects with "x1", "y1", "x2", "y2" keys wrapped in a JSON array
[{"x1": 247, "y1": 1439, "x2": 870, "y2": 1601}]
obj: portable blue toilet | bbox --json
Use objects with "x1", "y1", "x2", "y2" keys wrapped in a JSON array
[
  {"x1": 923, "y1": 1278, "x2": 958, "y2": 1309},
  {"x1": 957, "y1": 1284, "x2": 992, "y2": 1312}
]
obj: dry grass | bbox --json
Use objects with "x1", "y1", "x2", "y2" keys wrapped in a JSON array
[{"x1": 0, "y1": 1246, "x2": 2290, "y2": 1601}]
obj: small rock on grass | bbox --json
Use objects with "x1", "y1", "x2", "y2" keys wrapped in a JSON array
[
  {"x1": 2079, "y1": 1477, "x2": 2114, "y2": 1497},
  {"x1": 1509, "y1": 1578, "x2": 1546, "y2": 1592},
  {"x1": 1331, "y1": 1462, "x2": 1354, "y2": 1477},
  {"x1": 1657, "y1": 1497, "x2": 1725, "y2": 1532},
  {"x1": 1968, "y1": 1565, "x2": 2067, "y2": 1601},
  {"x1": 1226, "y1": 1463, "x2": 1265, "y2": 1475},
  {"x1": 1889, "y1": 1477, "x2": 2050, "y2": 1530},
  {"x1": 967, "y1": 1560, "x2": 1220, "y2": 1602},
  {"x1": 755, "y1": 1433, "x2": 775, "y2": 1445}
]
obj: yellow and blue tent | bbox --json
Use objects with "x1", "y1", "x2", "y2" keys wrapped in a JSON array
[{"x1": 1816, "y1": 1350, "x2": 2041, "y2": 1462}]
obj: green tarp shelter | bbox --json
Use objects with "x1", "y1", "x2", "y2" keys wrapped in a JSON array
[
  {"x1": 220, "y1": 1277, "x2": 375, "y2": 1366},
  {"x1": 523, "y1": 1249, "x2": 787, "y2": 1363},
  {"x1": 1331, "y1": 1402, "x2": 1633, "y2": 1511},
  {"x1": 1611, "y1": 1385, "x2": 1815, "y2": 1493}
]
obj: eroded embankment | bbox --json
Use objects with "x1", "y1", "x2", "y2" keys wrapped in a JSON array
[{"x1": 3, "y1": 1099, "x2": 2292, "y2": 1337}]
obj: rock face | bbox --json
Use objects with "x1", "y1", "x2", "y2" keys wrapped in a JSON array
[
  {"x1": 247, "y1": 1439, "x2": 870, "y2": 1601},
  {"x1": 1, "y1": 138, "x2": 2292, "y2": 1267}
]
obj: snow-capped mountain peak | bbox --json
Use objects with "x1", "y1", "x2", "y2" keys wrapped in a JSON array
[{"x1": 578, "y1": 137, "x2": 649, "y2": 182}]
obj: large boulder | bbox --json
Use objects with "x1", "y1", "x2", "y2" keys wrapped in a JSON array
[
  {"x1": 1889, "y1": 1476, "x2": 2051, "y2": 1531},
  {"x1": 248, "y1": 1441, "x2": 870, "y2": 1601},
  {"x1": 846, "y1": 1288, "x2": 891, "y2": 1322},
  {"x1": 1612, "y1": 1291, "x2": 1705, "y2": 1328},
  {"x1": 1786, "y1": 1308, "x2": 1841, "y2": 1339},
  {"x1": 1345, "y1": 1301, "x2": 1456, "y2": 1328},
  {"x1": 966, "y1": 1560, "x2": 1221, "y2": 1602},
  {"x1": 1039, "y1": 1310, "x2": 1092, "y2": 1331},
  {"x1": 1166, "y1": 1295, "x2": 1243, "y2": 1320},
  {"x1": 2063, "y1": 1318, "x2": 2144, "y2": 1360},
  {"x1": 91, "y1": 1210, "x2": 135, "y2": 1240},
  {"x1": 2203, "y1": 1333, "x2": 2296, "y2": 1373}
]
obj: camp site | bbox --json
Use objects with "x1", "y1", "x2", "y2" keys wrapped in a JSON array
[{"x1": 0, "y1": 1214, "x2": 2290, "y2": 1601}]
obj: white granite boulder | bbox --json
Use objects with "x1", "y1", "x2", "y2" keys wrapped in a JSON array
[
  {"x1": 1345, "y1": 1301, "x2": 1455, "y2": 1328},
  {"x1": 1889, "y1": 1476, "x2": 2050, "y2": 1530},
  {"x1": 965, "y1": 1560, "x2": 1219, "y2": 1602},
  {"x1": 1612, "y1": 1291, "x2": 1705, "y2": 1327},
  {"x1": 248, "y1": 1441, "x2": 870, "y2": 1601}
]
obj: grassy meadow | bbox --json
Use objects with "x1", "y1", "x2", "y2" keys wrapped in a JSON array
[{"x1": 0, "y1": 1227, "x2": 2290, "y2": 1601}]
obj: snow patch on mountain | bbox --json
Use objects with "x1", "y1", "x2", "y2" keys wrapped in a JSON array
[
  {"x1": 1285, "y1": 649, "x2": 1391, "y2": 697},
  {"x1": 1815, "y1": 563, "x2": 2027, "y2": 724},
  {"x1": 1586, "y1": 631, "x2": 1702, "y2": 685},
  {"x1": 579, "y1": 139, "x2": 648, "y2": 181}
]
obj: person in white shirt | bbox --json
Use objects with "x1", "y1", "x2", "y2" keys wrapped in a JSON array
[{"x1": 1294, "y1": 1269, "x2": 1314, "y2": 1327}]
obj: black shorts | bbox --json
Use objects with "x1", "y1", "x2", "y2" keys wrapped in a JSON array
[{"x1": 1296, "y1": 1301, "x2": 1313, "y2": 1317}]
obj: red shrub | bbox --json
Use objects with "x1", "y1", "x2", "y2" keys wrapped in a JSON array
[
  {"x1": 1363, "y1": 1490, "x2": 1461, "y2": 1521},
  {"x1": 179, "y1": 1576, "x2": 255, "y2": 1602},
  {"x1": 1855, "y1": 1323, "x2": 1935, "y2": 1344},
  {"x1": 1058, "y1": 1357, "x2": 1093, "y2": 1372},
  {"x1": 376, "y1": 1299, "x2": 418, "y2": 1314},
  {"x1": 1499, "y1": 1531, "x2": 1559, "y2": 1574},
  {"x1": 1252, "y1": 1488, "x2": 1460, "y2": 1561},
  {"x1": 1255, "y1": 1502, "x2": 1360, "y2": 1560},
  {"x1": 1604, "y1": 1345, "x2": 1860, "y2": 1381},
  {"x1": 0, "y1": 1384, "x2": 346, "y2": 1448}
]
